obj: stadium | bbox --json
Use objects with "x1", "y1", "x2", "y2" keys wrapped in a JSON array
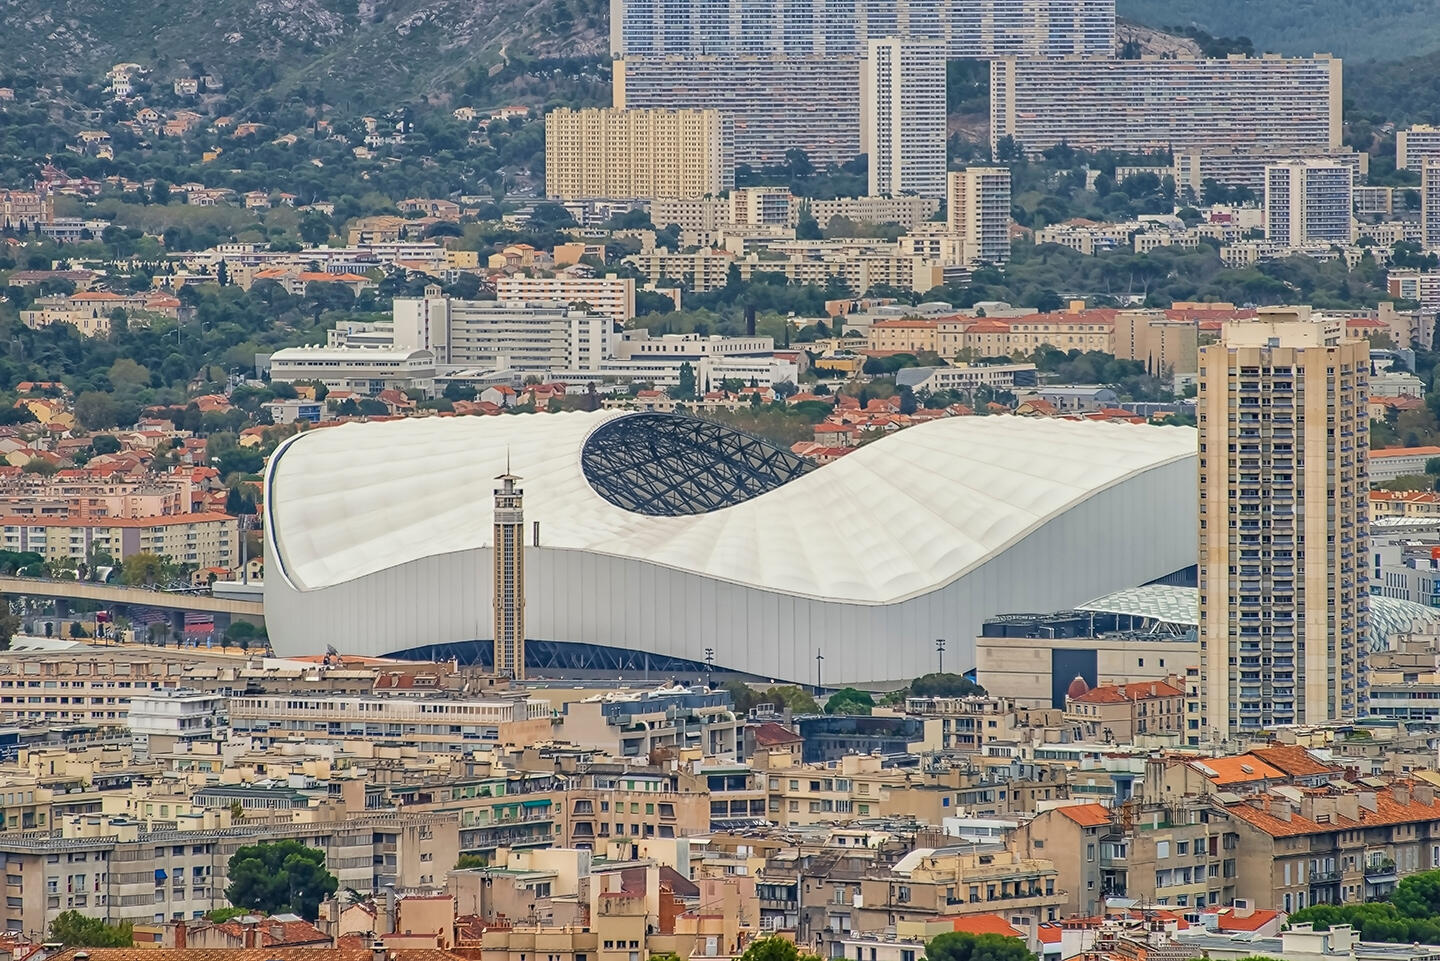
[{"x1": 263, "y1": 411, "x2": 1199, "y2": 686}]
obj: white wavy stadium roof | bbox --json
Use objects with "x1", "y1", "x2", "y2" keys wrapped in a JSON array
[{"x1": 268, "y1": 411, "x2": 1197, "y2": 604}]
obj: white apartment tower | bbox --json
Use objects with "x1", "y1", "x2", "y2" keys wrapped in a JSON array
[
  {"x1": 947, "y1": 167, "x2": 1012, "y2": 264},
  {"x1": 1264, "y1": 161, "x2": 1354, "y2": 247},
  {"x1": 1423, "y1": 158, "x2": 1440, "y2": 250},
  {"x1": 492, "y1": 471, "x2": 526, "y2": 680},
  {"x1": 862, "y1": 38, "x2": 947, "y2": 200},
  {"x1": 392, "y1": 290, "x2": 615, "y2": 372},
  {"x1": 1198, "y1": 309, "x2": 1368, "y2": 740},
  {"x1": 1397, "y1": 125, "x2": 1440, "y2": 171}
]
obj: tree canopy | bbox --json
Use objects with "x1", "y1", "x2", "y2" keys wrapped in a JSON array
[
  {"x1": 926, "y1": 931, "x2": 1037, "y2": 961},
  {"x1": 910, "y1": 673, "x2": 987, "y2": 698},
  {"x1": 224, "y1": 839, "x2": 338, "y2": 921},
  {"x1": 1289, "y1": 869, "x2": 1440, "y2": 942},
  {"x1": 824, "y1": 688, "x2": 875, "y2": 715},
  {"x1": 48, "y1": 911, "x2": 133, "y2": 947},
  {"x1": 740, "y1": 938, "x2": 823, "y2": 961}
]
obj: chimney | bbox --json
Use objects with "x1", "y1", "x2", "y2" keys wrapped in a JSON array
[
  {"x1": 175, "y1": 920, "x2": 187, "y2": 950},
  {"x1": 372, "y1": 941, "x2": 388, "y2": 961},
  {"x1": 244, "y1": 922, "x2": 257, "y2": 949},
  {"x1": 1395, "y1": 784, "x2": 1412, "y2": 807},
  {"x1": 380, "y1": 885, "x2": 397, "y2": 936},
  {"x1": 1417, "y1": 784, "x2": 1435, "y2": 806}
]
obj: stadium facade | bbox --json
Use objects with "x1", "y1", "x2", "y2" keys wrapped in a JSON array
[{"x1": 264, "y1": 412, "x2": 1198, "y2": 686}]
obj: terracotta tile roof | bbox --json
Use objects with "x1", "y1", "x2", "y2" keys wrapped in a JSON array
[
  {"x1": 940, "y1": 914, "x2": 1025, "y2": 938},
  {"x1": 50, "y1": 952, "x2": 370, "y2": 961},
  {"x1": 1193, "y1": 755, "x2": 1286, "y2": 786},
  {"x1": 1205, "y1": 906, "x2": 1280, "y2": 932},
  {"x1": 1071, "y1": 680, "x2": 1182, "y2": 703},
  {"x1": 1227, "y1": 786, "x2": 1440, "y2": 838},
  {"x1": 752, "y1": 721, "x2": 803, "y2": 746},
  {"x1": 1246, "y1": 745, "x2": 1338, "y2": 779},
  {"x1": 1056, "y1": 803, "x2": 1112, "y2": 827},
  {"x1": 1371, "y1": 446, "x2": 1440, "y2": 458}
]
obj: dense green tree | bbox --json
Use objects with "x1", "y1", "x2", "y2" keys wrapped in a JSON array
[
  {"x1": 926, "y1": 932, "x2": 1036, "y2": 961},
  {"x1": 225, "y1": 840, "x2": 338, "y2": 920},
  {"x1": 120, "y1": 552, "x2": 167, "y2": 587},
  {"x1": 824, "y1": 688, "x2": 875, "y2": 715},
  {"x1": 740, "y1": 937, "x2": 822, "y2": 961},
  {"x1": 910, "y1": 673, "x2": 987, "y2": 698},
  {"x1": 48, "y1": 911, "x2": 133, "y2": 947}
]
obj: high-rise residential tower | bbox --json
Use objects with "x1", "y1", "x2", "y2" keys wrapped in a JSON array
[
  {"x1": 1422, "y1": 158, "x2": 1440, "y2": 249},
  {"x1": 947, "y1": 167, "x2": 1012, "y2": 264},
  {"x1": 492, "y1": 471, "x2": 527, "y2": 679},
  {"x1": 1197, "y1": 308, "x2": 1368, "y2": 740},
  {"x1": 1264, "y1": 160, "x2": 1354, "y2": 246},
  {"x1": 862, "y1": 38, "x2": 947, "y2": 199}
]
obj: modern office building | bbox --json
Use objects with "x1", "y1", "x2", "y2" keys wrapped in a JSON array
[
  {"x1": 495, "y1": 273, "x2": 637, "y2": 327},
  {"x1": 947, "y1": 167, "x2": 1013, "y2": 264},
  {"x1": 614, "y1": 56, "x2": 862, "y2": 166},
  {"x1": 544, "y1": 107, "x2": 735, "y2": 200},
  {"x1": 264, "y1": 413, "x2": 1199, "y2": 684},
  {"x1": 1398, "y1": 125, "x2": 1440, "y2": 171},
  {"x1": 608, "y1": 0, "x2": 1116, "y2": 60},
  {"x1": 1264, "y1": 161, "x2": 1354, "y2": 247},
  {"x1": 1423, "y1": 159, "x2": 1440, "y2": 250},
  {"x1": 267, "y1": 344, "x2": 437, "y2": 396},
  {"x1": 990, "y1": 56, "x2": 1343, "y2": 159},
  {"x1": 391, "y1": 291, "x2": 615, "y2": 372},
  {"x1": 1197, "y1": 308, "x2": 1369, "y2": 739},
  {"x1": 862, "y1": 38, "x2": 947, "y2": 200}
]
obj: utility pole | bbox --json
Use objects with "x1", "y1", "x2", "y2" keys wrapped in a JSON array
[
  {"x1": 704, "y1": 647, "x2": 715, "y2": 686},
  {"x1": 815, "y1": 649, "x2": 824, "y2": 696},
  {"x1": 935, "y1": 638, "x2": 946, "y2": 674}
]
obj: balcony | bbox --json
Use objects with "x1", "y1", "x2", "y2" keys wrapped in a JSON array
[
  {"x1": 1309, "y1": 870, "x2": 1341, "y2": 885},
  {"x1": 1364, "y1": 860, "x2": 1397, "y2": 882}
]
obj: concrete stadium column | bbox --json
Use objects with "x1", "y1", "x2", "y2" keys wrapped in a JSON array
[
  {"x1": 170, "y1": 610, "x2": 186, "y2": 637},
  {"x1": 53, "y1": 599, "x2": 70, "y2": 619},
  {"x1": 213, "y1": 612, "x2": 231, "y2": 635}
]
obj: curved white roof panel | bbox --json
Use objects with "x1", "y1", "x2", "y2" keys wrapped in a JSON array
[{"x1": 265, "y1": 412, "x2": 1199, "y2": 684}]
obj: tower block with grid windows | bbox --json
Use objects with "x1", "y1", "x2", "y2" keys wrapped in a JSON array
[{"x1": 493, "y1": 472, "x2": 526, "y2": 679}]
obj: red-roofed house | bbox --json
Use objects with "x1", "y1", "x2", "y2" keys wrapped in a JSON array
[
  {"x1": 1200, "y1": 903, "x2": 1283, "y2": 936},
  {"x1": 1064, "y1": 677, "x2": 1184, "y2": 742}
]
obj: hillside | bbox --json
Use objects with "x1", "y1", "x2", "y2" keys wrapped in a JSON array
[
  {"x1": 1115, "y1": 0, "x2": 1440, "y2": 61},
  {"x1": 0, "y1": 0, "x2": 608, "y2": 108}
]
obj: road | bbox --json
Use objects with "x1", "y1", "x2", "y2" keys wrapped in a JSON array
[{"x1": 0, "y1": 576, "x2": 263, "y2": 619}]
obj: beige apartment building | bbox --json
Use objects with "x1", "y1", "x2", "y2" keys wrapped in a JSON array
[
  {"x1": 974, "y1": 632, "x2": 1199, "y2": 709},
  {"x1": 1063, "y1": 678, "x2": 1185, "y2": 743},
  {"x1": 1198, "y1": 308, "x2": 1368, "y2": 737},
  {"x1": 948, "y1": 167, "x2": 1013, "y2": 264},
  {"x1": 936, "y1": 309, "x2": 1114, "y2": 359},
  {"x1": 854, "y1": 848, "x2": 1066, "y2": 934},
  {"x1": 867, "y1": 319, "x2": 939, "y2": 354},
  {"x1": 0, "y1": 512, "x2": 238, "y2": 569},
  {"x1": 545, "y1": 107, "x2": 735, "y2": 201},
  {"x1": 1114, "y1": 309, "x2": 1201, "y2": 376},
  {"x1": 624, "y1": 248, "x2": 736, "y2": 293},
  {"x1": 736, "y1": 252, "x2": 945, "y2": 295}
]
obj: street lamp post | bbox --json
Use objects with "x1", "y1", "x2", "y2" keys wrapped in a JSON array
[
  {"x1": 704, "y1": 647, "x2": 715, "y2": 686},
  {"x1": 815, "y1": 649, "x2": 824, "y2": 696},
  {"x1": 935, "y1": 638, "x2": 946, "y2": 674}
]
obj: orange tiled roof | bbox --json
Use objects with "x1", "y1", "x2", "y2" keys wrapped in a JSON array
[
  {"x1": 1224, "y1": 786, "x2": 1440, "y2": 838},
  {"x1": 1071, "y1": 680, "x2": 1182, "y2": 704},
  {"x1": 1246, "y1": 745, "x2": 1338, "y2": 778},
  {"x1": 941, "y1": 914, "x2": 1025, "y2": 938},
  {"x1": 1370, "y1": 446, "x2": 1440, "y2": 458},
  {"x1": 1194, "y1": 755, "x2": 1287, "y2": 786},
  {"x1": 1056, "y1": 803, "x2": 1112, "y2": 827},
  {"x1": 752, "y1": 721, "x2": 803, "y2": 746}
]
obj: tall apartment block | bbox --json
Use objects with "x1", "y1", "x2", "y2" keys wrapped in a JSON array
[
  {"x1": 544, "y1": 107, "x2": 734, "y2": 200},
  {"x1": 862, "y1": 39, "x2": 947, "y2": 200},
  {"x1": 991, "y1": 55, "x2": 1343, "y2": 159},
  {"x1": 614, "y1": 57, "x2": 861, "y2": 166},
  {"x1": 1422, "y1": 159, "x2": 1440, "y2": 249},
  {"x1": 492, "y1": 471, "x2": 526, "y2": 680},
  {"x1": 609, "y1": 0, "x2": 1115, "y2": 59},
  {"x1": 1197, "y1": 309, "x2": 1368, "y2": 740},
  {"x1": 1172, "y1": 146, "x2": 1366, "y2": 197},
  {"x1": 1397, "y1": 125, "x2": 1440, "y2": 171},
  {"x1": 1264, "y1": 161, "x2": 1354, "y2": 247},
  {"x1": 947, "y1": 167, "x2": 1012, "y2": 264}
]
